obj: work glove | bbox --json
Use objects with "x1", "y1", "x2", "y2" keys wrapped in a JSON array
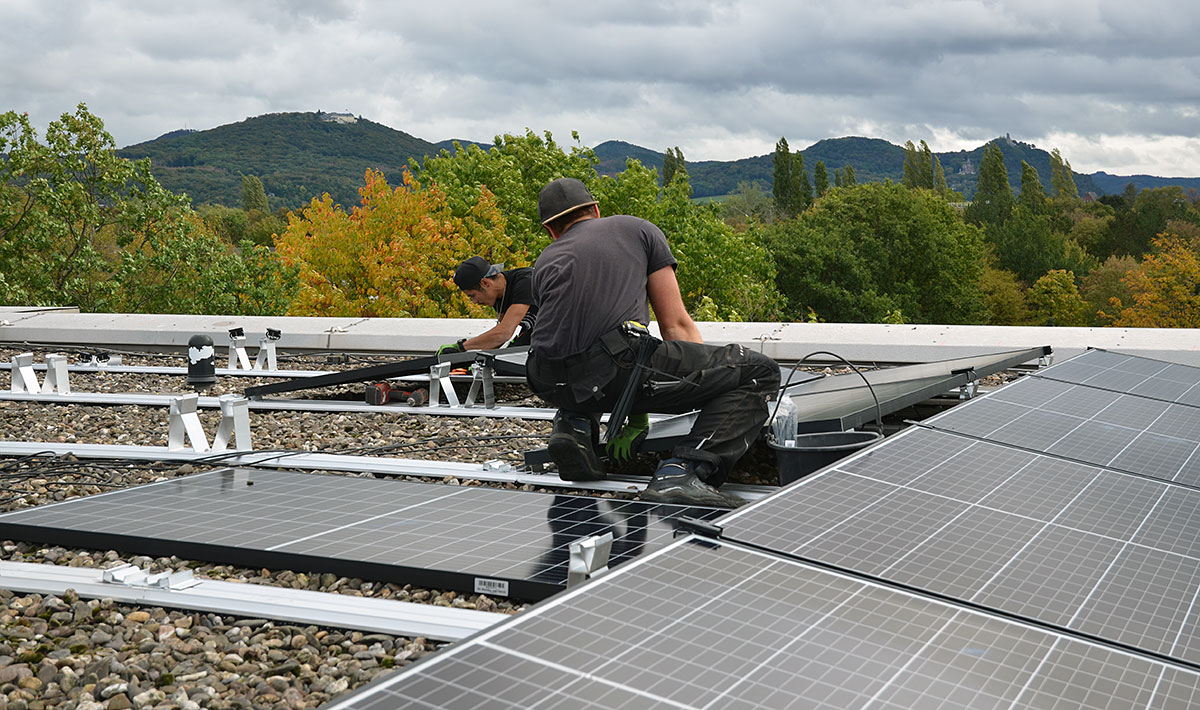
[
  {"x1": 606, "y1": 412, "x2": 649, "y2": 463},
  {"x1": 437, "y1": 339, "x2": 466, "y2": 355}
]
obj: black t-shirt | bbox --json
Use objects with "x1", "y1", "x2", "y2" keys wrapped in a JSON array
[
  {"x1": 530, "y1": 215, "x2": 676, "y2": 357},
  {"x1": 496, "y1": 267, "x2": 535, "y2": 319}
]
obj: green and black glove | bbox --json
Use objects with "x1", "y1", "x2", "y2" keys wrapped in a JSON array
[
  {"x1": 437, "y1": 339, "x2": 467, "y2": 355},
  {"x1": 606, "y1": 412, "x2": 649, "y2": 463}
]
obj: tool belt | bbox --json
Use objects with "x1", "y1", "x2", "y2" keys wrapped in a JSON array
[{"x1": 528, "y1": 322, "x2": 659, "y2": 404}]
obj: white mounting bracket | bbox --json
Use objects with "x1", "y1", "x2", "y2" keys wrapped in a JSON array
[
  {"x1": 566, "y1": 532, "x2": 614, "y2": 589},
  {"x1": 228, "y1": 334, "x2": 252, "y2": 370},
  {"x1": 41, "y1": 354, "x2": 70, "y2": 394},
  {"x1": 463, "y1": 361, "x2": 496, "y2": 409},
  {"x1": 10, "y1": 353, "x2": 38, "y2": 393},
  {"x1": 85, "y1": 353, "x2": 123, "y2": 367},
  {"x1": 1038, "y1": 353, "x2": 1054, "y2": 368},
  {"x1": 101, "y1": 563, "x2": 200, "y2": 590},
  {"x1": 253, "y1": 337, "x2": 278, "y2": 371},
  {"x1": 168, "y1": 394, "x2": 210, "y2": 452},
  {"x1": 169, "y1": 393, "x2": 253, "y2": 452},
  {"x1": 429, "y1": 362, "x2": 461, "y2": 407},
  {"x1": 11, "y1": 353, "x2": 70, "y2": 394},
  {"x1": 211, "y1": 394, "x2": 252, "y2": 451},
  {"x1": 958, "y1": 379, "x2": 979, "y2": 400}
]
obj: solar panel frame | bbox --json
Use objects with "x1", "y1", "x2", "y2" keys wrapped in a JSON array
[{"x1": 0, "y1": 468, "x2": 721, "y2": 600}]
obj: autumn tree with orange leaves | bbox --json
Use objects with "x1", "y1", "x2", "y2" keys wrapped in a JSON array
[
  {"x1": 1106, "y1": 222, "x2": 1200, "y2": 327},
  {"x1": 275, "y1": 170, "x2": 516, "y2": 318}
]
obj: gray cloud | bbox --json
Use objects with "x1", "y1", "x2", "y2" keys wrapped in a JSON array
[{"x1": 1, "y1": 0, "x2": 1197, "y2": 175}]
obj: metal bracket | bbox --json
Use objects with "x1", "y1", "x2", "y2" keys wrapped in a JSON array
[
  {"x1": 566, "y1": 532, "x2": 613, "y2": 589},
  {"x1": 428, "y1": 362, "x2": 461, "y2": 407},
  {"x1": 958, "y1": 379, "x2": 979, "y2": 400},
  {"x1": 168, "y1": 394, "x2": 210, "y2": 452},
  {"x1": 228, "y1": 333, "x2": 252, "y2": 370},
  {"x1": 253, "y1": 330, "x2": 280, "y2": 371},
  {"x1": 463, "y1": 360, "x2": 496, "y2": 409},
  {"x1": 102, "y1": 563, "x2": 200, "y2": 590},
  {"x1": 11, "y1": 353, "x2": 70, "y2": 394},
  {"x1": 1038, "y1": 353, "x2": 1054, "y2": 368},
  {"x1": 211, "y1": 394, "x2": 252, "y2": 451},
  {"x1": 10, "y1": 353, "x2": 38, "y2": 393}
]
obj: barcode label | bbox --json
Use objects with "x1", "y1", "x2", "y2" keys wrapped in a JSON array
[{"x1": 474, "y1": 577, "x2": 510, "y2": 596}]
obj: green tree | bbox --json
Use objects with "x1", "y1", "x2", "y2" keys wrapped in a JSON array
[
  {"x1": 412, "y1": 129, "x2": 598, "y2": 257},
  {"x1": 964, "y1": 143, "x2": 1013, "y2": 226},
  {"x1": 843, "y1": 164, "x2": 856, "y2": 186},
  {"x1": 662, "y1": 146, "x2": 685, "y2": 186},
  {"x1": 902, "y1": 140, "x2": 921, "y2": 188},
  {"x1": 0, "y1": 104, "x2": 295, "y2": 313},
  {"x1": 1080, "y1": 255, "x2": 1136, "y2": 325},
  {"x1": 1049, "y1": 148, "x2": 1079, "y2": 199},
  {"x1": 766, "y1": 182, "x2": 987, "y2": 323},
  {"x1": 813, "y1": 161, "x2": 829, "y2": 197},
  {"x1": 918, "y1": 140, "x2": 934, "y2": 188},
  {"x1": 979, "y1": 266, "x2": 1030, "y2": 325},
  {"x1": 1101, "y1": 186, "x2": 1197, "y2": 258},
  {"x1": 241, "y1": 174, "x2": 270, "y2": 213},
  {"x1": 772, "y1": 137, "x2": 793, "y2": 217},
  {"x1": 1028, "y1": 269, "x2": 1089, "y2": 326},
  {"x1": 1018, "y1": 161, "x2": 1046, "y2": 214},
  {"x1": 933, "y1": 155, "x2": 949, "y2": 197},
  {"x1": 720, "y1": 181, "x2": 774, "y2": 229},
  {"x1": 794, "y1": 151, "x2": 813, "y2": 212}
]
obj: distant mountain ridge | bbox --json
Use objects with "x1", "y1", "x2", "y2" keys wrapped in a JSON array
[{"x1": 118, "y1": 112, "x2": 1199, "y2": 209}]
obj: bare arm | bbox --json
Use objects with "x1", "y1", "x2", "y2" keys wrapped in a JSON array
[
  {"x1": 647, "y1": 266, "x2": 702, "y2": 343},
  {"x1": 462, "y1": 303, "x2": 530, "y2": 350}
]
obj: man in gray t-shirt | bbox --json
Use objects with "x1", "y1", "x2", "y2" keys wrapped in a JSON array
[{"x1": 526, "y1": 178, "x2": 780, "y2": 508}]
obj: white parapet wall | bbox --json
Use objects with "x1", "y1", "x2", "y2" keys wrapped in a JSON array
[{"x1": 1, "y1": 311, "x2": 1198, "y2": 365}]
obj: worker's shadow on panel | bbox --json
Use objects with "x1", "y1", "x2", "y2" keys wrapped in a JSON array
[{"x1": 529, "y1": 494, "x2": 661, "y2": 585}]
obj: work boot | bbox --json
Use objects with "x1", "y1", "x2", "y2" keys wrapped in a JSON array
[
  {"x1": 548, "y1": 412, "x2": 606, "y2": 481},
  {"x1": 639, "y1": 459, "x2": 745, "y2": 508}
]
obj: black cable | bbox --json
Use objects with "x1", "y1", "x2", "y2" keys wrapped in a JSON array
[{"x1": 769, "y1": 350, "x2": 884, "y2": 436}]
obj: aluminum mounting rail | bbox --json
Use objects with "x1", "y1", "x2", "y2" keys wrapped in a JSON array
[
  {"x1": 0, "y1": 361, "x2": 525, "y2": 384},
  {"x1": 0, "y1": 560, "x2": 503, "y2": 641},
  {"x1": 0, "y1": 389, "x2": 559, "y2": 419},
  {"x1": 0, "y1": 440, "x2": 770, "y2": 502},
  {"x1": 0, "y1": 391, "x2": 696, "y2": 428}
]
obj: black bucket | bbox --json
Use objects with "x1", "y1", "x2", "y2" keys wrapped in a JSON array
[{"x1": 769, "y1": 430, "x2": 883, "y2": 485}]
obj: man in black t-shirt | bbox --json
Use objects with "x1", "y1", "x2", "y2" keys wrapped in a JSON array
[{"x1": 438, "y1": 256, "x2": 536, "y2": 353}]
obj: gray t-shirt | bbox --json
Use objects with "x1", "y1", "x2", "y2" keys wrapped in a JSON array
[{"x1": 531, "y1": 214, "x2": 677, "y2": 357}]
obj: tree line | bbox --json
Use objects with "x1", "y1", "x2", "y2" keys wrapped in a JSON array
[{"x1": 3, "y1": 104, "x2": 1199, "y2": 328}]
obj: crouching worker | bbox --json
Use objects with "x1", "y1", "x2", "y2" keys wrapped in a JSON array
[
  {"x1": 525, "y1": 178, "x2": 780, "y2": 507},
  {"x1": 437, "y1": 257, "x2": 537, "y2": 355}
]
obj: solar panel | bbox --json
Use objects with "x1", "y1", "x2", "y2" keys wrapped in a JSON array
[
  {"x1": 0, "y1": 469, "x2": 721, "y2": 600},
  {"x1": 784, "y1": 346, "x2": 1049, "y2": 433},
  {"x1": 1035, "y1": 349, "x2": 1200, "y2": 406},
  {"x1": 329, "y1": 537, "x2": 1200, "y2": 709},
  {"x1": 920, "y1": 374, "x2": 1200, "y2": 486},
  {"x1": 718, "y1": 424, "x2": 1200, "y2": 664}
]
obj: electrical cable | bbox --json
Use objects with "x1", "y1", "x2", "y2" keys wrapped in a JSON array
[{"x1": 769, "y1": 350, "x2": 884, "y2": 437}]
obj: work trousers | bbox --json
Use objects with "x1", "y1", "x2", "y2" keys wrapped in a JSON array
[{"x1": 527, "y1": 333, "x2": 780, "y2": 486}]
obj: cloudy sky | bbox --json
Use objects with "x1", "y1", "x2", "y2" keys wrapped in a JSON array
[{"x1": 4, "y1": 1, "x2": 1198, "y2": 176}]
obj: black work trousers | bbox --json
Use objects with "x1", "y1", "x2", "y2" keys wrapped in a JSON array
[{"x1": 527, "y1": 333, "x2": 780, "y2": 486}]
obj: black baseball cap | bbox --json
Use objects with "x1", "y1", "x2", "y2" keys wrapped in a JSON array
[
  {"x1": 538, "y1": 177, "x2": 598, "y2": 224},
  {"x1": 454, "y1": 256, "x2": 503, "y2": 290}
]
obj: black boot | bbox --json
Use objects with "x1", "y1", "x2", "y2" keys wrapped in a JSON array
[
  {"x1": 548, "y1": 412, "x2": 606, "y2": 481},
  {"x1": 639, "y1": 458, "x2": 744, "y2": 508}
]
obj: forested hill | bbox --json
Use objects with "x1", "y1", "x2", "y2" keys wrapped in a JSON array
[
  {"x1": 593, "y1": 136, "x2": 1107, "y2": 200},
  {"x1": 118, "y1": 112, "x2": 439, "y2": 208},
  {"x1": 119, "y1": 111, "x2": 1193, "y2": 208}
]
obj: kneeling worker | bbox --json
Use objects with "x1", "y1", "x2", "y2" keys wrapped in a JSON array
[
  {"x1": 438, "y1": 257, "x2": 537, "y2": 354},
  {"x1": 525, "y1": 178, "x2": 780, "y2": 507}
]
